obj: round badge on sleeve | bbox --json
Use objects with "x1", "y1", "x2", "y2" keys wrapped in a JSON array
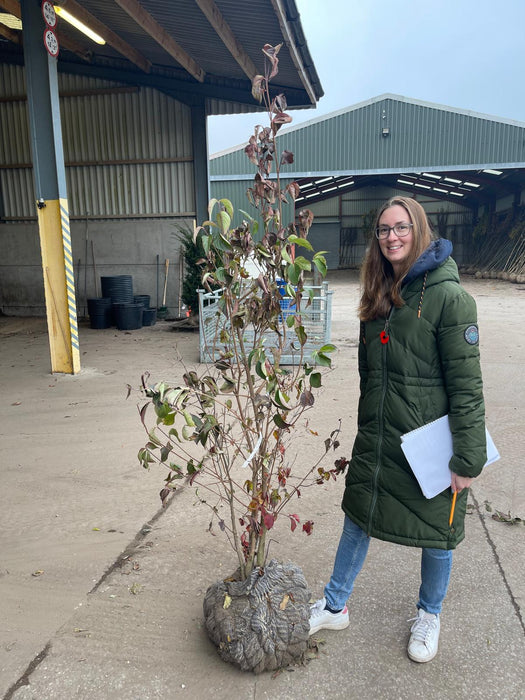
[{"x1": 464, "y1": 324, "x2": 479, "y2": 345}]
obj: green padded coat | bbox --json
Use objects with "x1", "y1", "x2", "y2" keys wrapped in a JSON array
[{"x1": 342, "y1": 241, "x2": 486, "y2": 550}]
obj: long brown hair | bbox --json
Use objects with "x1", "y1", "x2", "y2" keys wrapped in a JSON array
[{"x1": 358, "y1": 197, "x2": 434, "y2": 321}]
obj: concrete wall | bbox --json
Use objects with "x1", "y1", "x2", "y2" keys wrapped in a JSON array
[{"x1": 0, "y1": 219, "x2": 190, "y2": 317}]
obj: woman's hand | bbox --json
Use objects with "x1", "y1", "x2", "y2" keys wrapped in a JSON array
[{"x1": 451, "y1": 472, "x2": 474, "y2": 494}]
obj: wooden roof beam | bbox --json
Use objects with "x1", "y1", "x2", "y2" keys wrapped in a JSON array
[
  {"x1": 55, "y1": 0, "x2": 151, "y2": 73},
  {"x1": 269, "y1": 0, "x2": 316, "y2": 104},
  {"x1": 0, "y1": 22, "x2": 20, "y2": 44},
  {"x1": 195, "y1": 0, "x2": 258, "y2": 80},
  {"x1": 113, "y1": 0, "x2": 205, "y2": 82},
  {"x1": 0, "y1": 0, "x2": 19, "y2": 16}
]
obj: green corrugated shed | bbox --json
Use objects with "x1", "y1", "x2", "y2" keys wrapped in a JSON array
[
  {"x1": 211, "y1": 93, "x2": 525, "y2": 181},
  {"x1": 210, "y1": 94, "x2": 525, "y2": 269}
]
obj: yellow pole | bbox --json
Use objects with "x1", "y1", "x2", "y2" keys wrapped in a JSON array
[{"x1": 37, "y1": 198, "x2": 80, "y2": 374}]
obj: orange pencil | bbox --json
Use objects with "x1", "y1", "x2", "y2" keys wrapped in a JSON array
[{"x1": 448, "y1": 490, "x2": 457, "y2": 526}]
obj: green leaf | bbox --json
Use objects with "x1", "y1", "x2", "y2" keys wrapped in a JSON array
[
  {"x1": 255, "y1": 361, "x2": 268, "y2": 380},
  {"x1": 239, "y1": 210, "x2": 259, "y2": 236},
  {"x1": 147, "y1": 429, "x2": 163, "y2": 447},
  {"x1": 295, "y1": 324, "x2": 307, "y2": 346},
  {"x1": 273, "y1": 413, "x2": 292, "y2": 430},
  {"x1": 294, "y1": 256, "x2": 312, "y2": 271},
  {"x1": 160, "y1": 444, "x2": 173, "y2": 462},
  {"x1": 212, "y1": 231, "x2": 232, "y2": 252},
  {"x1": 217, "y1": 210, "x2": 231, "y2": 235},
  {"x1": 201, "y1": 236, "x2": 211, "y2": 255},
  {"x1": 219, "y1": 377, "x2": 236, "y2": 393},
  {"x1": 312, "y1": 351, "x2": 332, "y2": 368},
  {"x1": 201, "y1": 376, "x2": 219, "y2": 396},
  {"x1": 287, "y1": 264, "x2": 300, "y2": 286},
  {"x1": 182, "y1": 425, "x2": 195, "y2": 440},
  {"x1": 309, "y1": 372, "x2": 322, "y2": 388},
  {"x1": 168, "y1": 427, "x2": 181, "y2": 441},
  {"x1": 182, "y1": 410, "x2": 195, "y2": 427},
  {"x1": 215, "y1": 267, "x2": 232, "y2": 284},
  {"x1": 255, "y1": 243, "x2": 271, "y2": 258},
  {"x1": 288, "y1": 234, "x2": 314, "y2": 251},
  {"x1": 208, "y1": 198, "x2": 219, "y2": 219},
  {"x1": 219, "y1": 198, "x2": 234, "y2": 219},
  {"x1": 313, "y1": 253, "x2": 327, "y2": 277},
  {"x1": 319, "y1": 343, "x2": 336, "y2": 354},
  {"x1": 138, "y1": 448, "x2": 154, "y2": 468},
  {"x1": 274, "y1": 388, "x2": 290, "y2": 409},
  {"x1": 281, "y1": 248, "x2": 294, "y2": 265}
]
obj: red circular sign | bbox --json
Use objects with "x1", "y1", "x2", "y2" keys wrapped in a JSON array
[
  {"x1": 42, "y1": 1, "x2": 57, "y2": 29},
  {"x1": 43, "y1": 27, "x2": 59, "y2": 57}
]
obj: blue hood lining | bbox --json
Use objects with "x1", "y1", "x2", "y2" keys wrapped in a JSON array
[{"x1": 404, "y1": 238, "x2": 453, "y2": 284}]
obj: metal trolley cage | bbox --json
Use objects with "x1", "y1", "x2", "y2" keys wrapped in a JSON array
[{"x1": 198, "y1": 282, "x2": 333, "y2": 365}]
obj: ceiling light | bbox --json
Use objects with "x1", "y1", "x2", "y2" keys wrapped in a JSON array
[
  {"x1": 421, "y1": 173, "x2": 441, "y2": 180},
  {"x1": 315, "y1": 177, "x2": 333, "y2": 185},
  {"x1": 415, "y1": 183, "x2": 431, "y2": 189},
  {"x1": 337, "y1": 181, "x2": 354, "y2": 188},
  {"x1": 483, "y1": 169, "x2": 503, "y2": 176},
  {"x1": 0, "y1": 12, "x2": 22, "y2": 30},
  {"x1": 397, "y1": 179, "x2": 414, "y2": 186},
  {"x1": 55, "y1": 6, "x2": 106, "y2": 44},
  {"x1": 433, "y1": 187, "x2": 448, "y2": 194},
  {"x1": 450, "y1": 191, "x2": 464, "y2": 197},
  {"x1": 321, "y1": 186, "x2": 338, "y2": 193},
  {"x1": 444, "y1": 177, "x2": 462, "y2": 184},
  {"x1": 463, "y1": 181, "x2": 480, "y2": 188}
]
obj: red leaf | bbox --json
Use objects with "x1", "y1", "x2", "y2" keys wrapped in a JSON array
[
  {"x1": 280, "y1": 150, "x2": 294, "y2": 166},
  {"x1": 263, "y1": 512, "x2": 275, "y2": 530},
  {"x1": 302, "y1": 520, "x2": 314, "y2": 535},
  {"x1": 289, "y1": 513, "x2": 300, "y2": 532}
]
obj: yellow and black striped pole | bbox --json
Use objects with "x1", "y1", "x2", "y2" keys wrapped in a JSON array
[
  {"x1": 37, "y1": 198, "x2": 80, "y2": 373},
  {"x1": 21, "y1": 0, "x2": 80, "y2": 373}
]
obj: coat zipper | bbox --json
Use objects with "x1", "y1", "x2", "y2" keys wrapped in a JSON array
[{"x1": 367, "y1": 305, "x2": 394, "y2": 534}]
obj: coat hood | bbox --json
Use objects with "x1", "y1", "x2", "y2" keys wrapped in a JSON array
[{"x1": 404, "y1": 238, "x2": 453, "y2": 285}]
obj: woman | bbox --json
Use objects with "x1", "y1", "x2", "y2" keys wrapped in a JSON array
[{"x1": 310, "y1": 196, "x2": 486, "y2": 663}]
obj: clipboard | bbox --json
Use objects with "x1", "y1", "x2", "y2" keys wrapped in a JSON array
[{"x1": 400, "y1": 415, "x2": 500, "y2": 499}]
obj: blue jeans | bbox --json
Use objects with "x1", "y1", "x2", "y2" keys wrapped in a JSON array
[{"x1": 324, "y1": 515, "x2": 453, "y2": 615}]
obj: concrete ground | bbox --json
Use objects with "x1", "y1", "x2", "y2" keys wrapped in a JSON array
[{"x1": 0, "y1": 270, "x2": 524, "y2": 700}]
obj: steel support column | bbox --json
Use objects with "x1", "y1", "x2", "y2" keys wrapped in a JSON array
[
  {"x1": 191, "y1": 101, "x2": 209, "y2": 227},
  {"x1": 20, "y1": 0, "x2": 80, "y2": 374}
]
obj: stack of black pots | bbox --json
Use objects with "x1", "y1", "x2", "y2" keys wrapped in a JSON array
[
  {"x1": 101, "y1": 275, "x2": 142, "y2": 330},
  {"x1": 87, "y1": 297, "x2": 112, "y2": 329},
  {"x1": 133, "y1": 295, "x2": 157, "y2": 326}
]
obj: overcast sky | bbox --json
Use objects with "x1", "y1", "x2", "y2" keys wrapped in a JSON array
[{"x1": 208, "y1": 0, "x2": 525, "y2": 155}]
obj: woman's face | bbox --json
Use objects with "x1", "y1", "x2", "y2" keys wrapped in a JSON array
[{"x1": 377, "y1": 204, "x2": 414, "y2": 273}]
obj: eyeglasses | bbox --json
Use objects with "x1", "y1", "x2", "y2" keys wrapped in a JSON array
[{"x1": 375, "y1": 223, "x2": 413, "y2": 239}]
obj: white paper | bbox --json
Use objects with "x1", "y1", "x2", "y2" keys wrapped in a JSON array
[{"x1": 400, "y1": 415, "x2": 500, "y2": 499}]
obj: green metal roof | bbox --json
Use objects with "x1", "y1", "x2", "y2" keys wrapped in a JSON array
[{"x1": 210, "y1": 94, "x2": 525, "y2": 209}]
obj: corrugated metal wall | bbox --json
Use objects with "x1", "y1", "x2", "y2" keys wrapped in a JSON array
[{"x1": 0, "y1": 64, "x2": 195, "y2": 220}]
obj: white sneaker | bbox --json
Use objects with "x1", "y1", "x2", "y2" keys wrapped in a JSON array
[
  {"x1": 407, "y1": 608, "x2": 440, "y2": 663},
  {"x1": 309, "y1": 597, "x2": 349, "y2": 636}
]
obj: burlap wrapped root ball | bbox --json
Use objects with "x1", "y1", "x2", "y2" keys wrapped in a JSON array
[{"x1": 203, "y1": 559, "x2": 311, "y2": 673}]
